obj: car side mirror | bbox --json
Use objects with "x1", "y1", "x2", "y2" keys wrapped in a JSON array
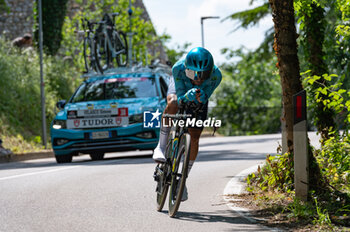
[{"x1": 56, "y1": 100, "x2": 66, "y2": 110}]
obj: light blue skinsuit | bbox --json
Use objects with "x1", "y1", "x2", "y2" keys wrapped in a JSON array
[{"x1": 171, "y1": 59, "x2": 222, "y2": 104}]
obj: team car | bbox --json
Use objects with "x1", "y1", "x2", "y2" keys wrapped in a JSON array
[{"x1": 51, "y1": 65, "x2": 171, "y2": 163}]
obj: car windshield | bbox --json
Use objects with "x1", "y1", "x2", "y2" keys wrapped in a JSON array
[{"x1": 71, "y1": 77, "x2": 157, "y2": 103}]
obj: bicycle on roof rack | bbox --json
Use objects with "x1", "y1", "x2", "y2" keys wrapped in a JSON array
[
  {"x1": 81, "y1": 17, "x2": 99, "y2": 73},
  {"x1": 94, "y1": 13, "x2": 128, "y2": 73}
]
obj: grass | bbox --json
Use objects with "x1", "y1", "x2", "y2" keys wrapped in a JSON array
[{"x1": 231, "y1": 190, "x2": 350, "y2": 231}]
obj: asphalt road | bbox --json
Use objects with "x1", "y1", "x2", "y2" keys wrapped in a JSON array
[{"x1": 0, "y1": 133, "x2": 319, "y2": 232}]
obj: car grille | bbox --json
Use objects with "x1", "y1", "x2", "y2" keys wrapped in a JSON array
[{"x1": 70, "y1": 139, "x2": 137, "y2": 148}]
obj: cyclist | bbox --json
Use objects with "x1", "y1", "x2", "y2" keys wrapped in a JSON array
[{"x1": 153, "y1": 47, "x2": 222, "y2": 201}]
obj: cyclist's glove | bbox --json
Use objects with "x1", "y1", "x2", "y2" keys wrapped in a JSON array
[
  {"x1": 178, "y1": 88, "x2": 198, "y2": 104},
  {"x1": 198, "y1": 89, "x2": 207, "y2": 103},
  {"x1": 185, "y1": 88, "x2": 198, "y2": 102}
]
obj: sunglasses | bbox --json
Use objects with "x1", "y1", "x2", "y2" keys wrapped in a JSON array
[
  {"x1": 185, "y1": 69, "x2": 198, "y2": 80},
  {"x1": 185, "y1": 69, "x2": 211, "y2": 81}
]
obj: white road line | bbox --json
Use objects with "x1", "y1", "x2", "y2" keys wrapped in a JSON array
[
  {"x1": 223, "y1": 163, "x2": 284, "y2": 231},
  {"x1": 0, "y1": 157, "x2": 131, "y2": 181},
  {"x1": 0, "y1": 166, "x2": 77, "y2": 181}
]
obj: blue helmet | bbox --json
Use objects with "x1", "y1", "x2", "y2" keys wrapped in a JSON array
[
  {"x1": 185, "y1": 47, "x2": 214, "y2": 72},
  {"x1": 185, "y1": 47, "x2": 214, "y2": 80}
]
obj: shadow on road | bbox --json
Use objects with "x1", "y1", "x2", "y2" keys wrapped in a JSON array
[
  {"x1": 0, "y1": 153, "x2": 154, "y2": 171},
  {"x1": 199, "y1": 136, "x2": 280, "y2": 148},
  {"x1": 0, "y1": 136, "x2": 278, "y2": 170},
  {"x1": 170, "y1": 210, "x2": 273, "y2": 231}
]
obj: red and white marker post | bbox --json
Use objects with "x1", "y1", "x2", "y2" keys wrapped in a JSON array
[{"x1": 293, "y1": 90, "x2": 309, "y2": 201}]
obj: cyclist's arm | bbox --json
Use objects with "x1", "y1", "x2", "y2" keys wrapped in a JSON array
[
  {"x1": 200, "y1": 67, "x2": 222, "y2": 103},
  {"x1": 172, "y1": 60, "x2": 187, "y2": 102}
]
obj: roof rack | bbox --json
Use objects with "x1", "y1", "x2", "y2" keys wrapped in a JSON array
[{"x1": 80, "y1": 62, "x2": 172, "y2": 79}]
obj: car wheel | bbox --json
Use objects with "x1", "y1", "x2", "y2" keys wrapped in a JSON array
[
  {"x1": 90, "y1": 152, "x2": 105, "y2": 161},
  {"x1": 55, "y1": 154, "x2": 73, "y2": 163}
]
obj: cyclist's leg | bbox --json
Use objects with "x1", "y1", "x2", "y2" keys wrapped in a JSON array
[
  {"x1": 159, "y1": 94, "x2": 178, "y2": 149},
  {"x1": 188, "y1": 128, "x2": 202, "y2": 162},
  {"x1": 186, "y1": 102, "x2": 208, "y2": 172},
  {"x1": 153, "y1": 78, "x2": 178, "y2": 162}
]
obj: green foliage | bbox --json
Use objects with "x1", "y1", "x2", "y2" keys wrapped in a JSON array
[
  {"x1": 315, "y1": 129, "x2": 350, "y2": 194},
  {"x1": 223, "y1": 3, "x2": 270, "y2": 32},
  {"x1": 336, "y1": 0, "x2": 350, "y2": 38},
  {"x1": 211, "y1": 47, "x2": 281, "y2": 135},
  {"x1": 60, "y1": 0, "x2": 158, "y2": 72},
  {"x1": 0, "y1": 38, "x2": 79, "y2": 152},
  {"x1": 303, "y1": 73, "x2": 350, "y2": 129},
  {"x1": 247, "y1": 72, "x2": 350, "y2": 227},
  {"x1": 296, "y1": 0, "x2": 350, "y2": 89},
  {"x1": 223, "y1": 0, "x2": 274, "y2": 61},
  {"x1": 33, "y1": 0, "x2": 69, "y2": 55},
  {"x1": 313, "y1": 197, "x2": 332, "y2": 226},
  {"x1": 0, "y1": 0, "x2": 9, "y2": 13},
  {"x1": 286, "y1": 197, "x2": 314, "y2": 219},
  {"x1": 247, "y1": 153, "x2": 294, "y2": 193}
]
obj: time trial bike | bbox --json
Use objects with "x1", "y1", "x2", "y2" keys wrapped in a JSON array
[{"x1": 154, "y1": 101, "x2": 204, "y2": 217}]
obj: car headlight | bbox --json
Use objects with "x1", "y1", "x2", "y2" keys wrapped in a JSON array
[
  {"x1": 54, "y1": 138, "x2": 69, "y2": 146},
  {"x1": 129, "y1": 113, "x2": 143, "y2": 124},
  {"x1": 136, "y1": 131, "x2": 156, "y2": 139},
  {"x1": 52, "y1": 120, "x2": 67, "y2": 129}
]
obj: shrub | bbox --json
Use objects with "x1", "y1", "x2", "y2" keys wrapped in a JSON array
[{"x1": 0, "y1": 38, "x2": 79, "y2": 151}]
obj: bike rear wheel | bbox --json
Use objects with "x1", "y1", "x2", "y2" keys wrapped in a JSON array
[
  {"x1": 113, "y1": 31, "x2": 128, "y2": 67},
  {"x1": 168, "y1": 133, "x2": 191, "y2": 217},
  {"x1": 95, "y1": 34, "x2": 110, "y2": 73}
]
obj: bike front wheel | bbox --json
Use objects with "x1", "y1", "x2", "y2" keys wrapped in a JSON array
[
  {"x1": 156, "y1": 163, "x2": 169, "y2": 212},
  {"x1": 168, "y1": 133, "x2": 191, "y2": 217},
  {"x1": 156, "y1": 135, "x2": 173, "y2": 211}
]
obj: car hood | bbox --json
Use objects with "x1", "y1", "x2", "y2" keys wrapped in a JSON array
[{"x1": 54, "y1": 97, "x2": 161, "y2": 120}]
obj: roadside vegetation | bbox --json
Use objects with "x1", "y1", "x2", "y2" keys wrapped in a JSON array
[
  {"x1": 0, "y1": 38, "x2": 80, "y2": 153},
  {"x1": 220, "y1": 0, "x2": 350, "y2": 230},
  {"x1": 0, "y1": 0, "x2": 160, "y2": 153}
]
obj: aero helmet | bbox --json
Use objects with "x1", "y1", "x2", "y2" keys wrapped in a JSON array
[{"x1": 184, "y1": 47, "x2": 214, "y2": 80}]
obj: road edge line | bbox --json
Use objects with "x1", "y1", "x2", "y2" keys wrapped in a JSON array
[{"x1": 223, "y1": 163, "x2": 283, "y2": 231}]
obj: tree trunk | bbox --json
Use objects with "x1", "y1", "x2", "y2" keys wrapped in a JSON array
[{"x1": 269, "y1": 0, "x2": 303, "y2": 152}]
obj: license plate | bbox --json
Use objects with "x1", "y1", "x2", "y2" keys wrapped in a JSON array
[{"x1": 90, "y1": 131, "x2": 110, "y2": 139}]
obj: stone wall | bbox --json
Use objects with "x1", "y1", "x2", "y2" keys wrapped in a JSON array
[{"x1": 0, "y1": 0, "x2": 34, "y2": 40}]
